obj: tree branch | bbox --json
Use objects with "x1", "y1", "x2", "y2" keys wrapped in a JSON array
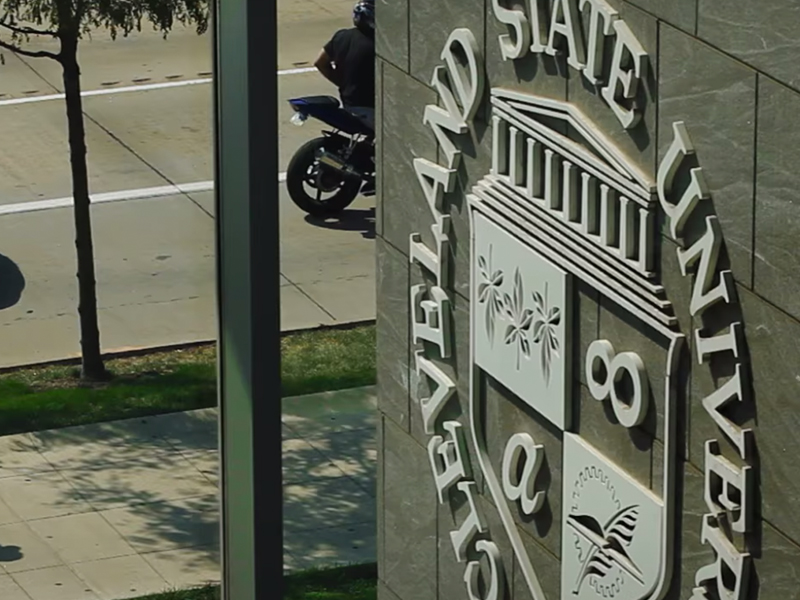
[
  {"x1": 0, "y1": 21, "x2": 58, "y2": 37},
  {"x1": 0, "y1": 37, "x2": 60, "y2": 60}
]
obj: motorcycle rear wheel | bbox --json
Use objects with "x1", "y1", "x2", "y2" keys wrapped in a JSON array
[{"x1": 286, "y1": 137, "x2": 362, "y2": 217}]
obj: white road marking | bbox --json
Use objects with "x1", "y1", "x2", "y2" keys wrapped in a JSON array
[
  {"x1": 0, "y1": 173, "x2": 288, "y2": 216},
  {"x1": 0, "y1": 66, "x2": 317, "y2": 107}
]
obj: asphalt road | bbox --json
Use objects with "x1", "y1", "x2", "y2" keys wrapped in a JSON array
[{"x1": 0, "y1": 0, "x2": 376, "y2": 367}]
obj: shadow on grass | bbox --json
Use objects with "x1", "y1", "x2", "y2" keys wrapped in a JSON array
[
  {"x1": 0, "y1": 364, "x2": 217, "y2": 437},
  {"x1": 127, "y1": 563, "x2": 377, "y2": 600},
  {"x1": 0, "y1": 323, "x2": 376, "y2": 438}
]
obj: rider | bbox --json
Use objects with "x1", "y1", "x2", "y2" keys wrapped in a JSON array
[{"x1": 313, "y1": 0, "x2": 375, "y2": 131}]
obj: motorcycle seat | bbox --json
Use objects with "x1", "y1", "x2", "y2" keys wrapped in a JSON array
[{"x1": 297, "y1": 95, "x2": 341, "y2": 107}]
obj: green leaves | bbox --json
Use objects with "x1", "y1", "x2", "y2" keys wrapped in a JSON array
[{"x1": 0, "y1": 0, "x2": 209, "y2": 42}]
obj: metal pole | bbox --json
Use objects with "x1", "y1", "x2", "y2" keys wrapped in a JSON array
[{"x1": 213, "y1": 0, "x2": 281, "y2": 598}]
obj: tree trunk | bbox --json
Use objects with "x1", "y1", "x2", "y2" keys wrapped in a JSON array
[{"x1": 60, "y1": 34, "x2": 107, "y2": 381}]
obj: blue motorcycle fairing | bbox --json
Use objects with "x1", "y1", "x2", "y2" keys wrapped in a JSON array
[{"x1": 289, "y1": 96, "x2": 374, "y2": 136}]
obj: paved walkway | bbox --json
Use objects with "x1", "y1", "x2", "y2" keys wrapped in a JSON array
[{"x1": 0, "y1": 387, "x2": 377, "y2": 600}]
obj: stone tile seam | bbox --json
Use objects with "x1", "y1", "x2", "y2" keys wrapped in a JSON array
[
  {"x1": 284, "y1": 519, "x2": 376, "y2": 535},
  {"x1": 279, "y1": 274, "x2": 337, "y2": 321},
  {"x1": 405, "y1": 3, "x2": 411, "y2": 75},
  {"x1": 652, "y1": 15, "x2": 800, "y2": 97},
  {"x1": 620, "y1": 0, "x2": 698, "y2": 38},
  {"x1": 378, "y1": 406, "x2": 411, "y2": 437},
  {"x1": 380, "y1": 60, "x2": 386, "y2": 236},
  {"x1": 480, "y1": 491, "x2": 561, "y2": 563},
  {"x1": 0, "y1": 517, "x2": 158, "y2": 597},
  {"x1": 379, "y1": 411, "x2": 427, "y2": 454},
  {"x1": 750, "y1": 72, "x2": 759, "y2": 292},
  {"x1": 4, "y1": 563, "x2": 103, "y2": 600},
  {"x1": 10, "y1": 492, "x2": 218, "y2": 526},
  {"x1": 681, "y1": 458, "x2": 800, "y2": 552},
  {"x1": 377, "y1": 577, "x2": 403, "y2": 600}
]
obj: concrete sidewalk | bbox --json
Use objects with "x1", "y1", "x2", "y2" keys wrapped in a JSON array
[{"x1": 0, "y1": 387, "x2": 377, "y2": 600}]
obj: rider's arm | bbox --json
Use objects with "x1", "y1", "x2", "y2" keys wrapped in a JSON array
[{"x1": 314, "y1": 48, "x2": 341, "y2": 87}]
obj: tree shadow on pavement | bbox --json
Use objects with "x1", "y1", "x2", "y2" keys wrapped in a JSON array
[
  {"x1": 0, "y1": 253, "x2": 25, "y2": 310},
  {"x1": 304, "y1": 208, "x2": 376, "y2": 239},
  {"x1": 0, "y1": 393, "x2": 377, "y2": 575},
  {"x1": 0, "y1": 411, "x2": 220, "y2": 578}
]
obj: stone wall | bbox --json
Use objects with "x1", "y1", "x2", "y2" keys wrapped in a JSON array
[{"x1": 374, "y1": 2, "x2": 800, "y2": 600}]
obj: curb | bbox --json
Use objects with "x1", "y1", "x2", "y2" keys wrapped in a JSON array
[{"x1": 0, "y1": 319, "x2": 376, "y2": 374}]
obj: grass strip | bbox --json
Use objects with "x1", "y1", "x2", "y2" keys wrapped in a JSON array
[
  {"x1": 0, "y1": 324, "x2": 375, "y2": 437},
  {"x1": 126, "y1": 563, "x2": 377, "y2": 600}
]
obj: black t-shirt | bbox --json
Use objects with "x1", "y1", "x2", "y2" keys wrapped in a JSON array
[{"x1": 324, "y1": 27, "x2": 375, "y2": 108}]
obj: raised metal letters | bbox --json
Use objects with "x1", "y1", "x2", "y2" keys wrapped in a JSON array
[
  {"x1": 451, "y1": 480, "x2": 487, "y2": 562},
  {"x1": 490, "y1": 2, "x2": 649, "y2": 129},
  {"x1": 704, "y1": 440, "x2": 753, "y2": 534},
  {"x1": 406, "y1": 29, "x2": 512, "y2": 600},
  {"x1": 586, "y1": 340, "x2": 650, "y2": 428},
  {"x1": 415, "y1": 350, "x2": 457, "y2": 434},
  {"x1": 657, "y1": 123, "x2": 756, "y2": 600},
  {"x1": 694, "y1": 515, "x2": 751, "y2": 600},
  {"x1": 501, "y1": 433, "x2": 546, "y2": 515},
  {"x1": 404, "y1": 20, "x2": 760, "y2": 600},
  {"x1": 429, "y1": 420, "x2": 471, "y2": 503},
  {"x1": 465, "y1": 540, "x2": 506, "y2": 600}
]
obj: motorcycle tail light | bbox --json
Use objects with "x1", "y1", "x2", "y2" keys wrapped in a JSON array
[{"x1": 290, "y1": 112, "x2": 307, "y2": 126}]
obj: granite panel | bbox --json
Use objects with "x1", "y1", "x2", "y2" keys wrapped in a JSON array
[
  {"x1": 698, "y1": 0, "x2": 800, "y2": 90},
  {"x1": 566, "y1": 2, "x2": 659, "y2": 181},
  {"x1": 484, "y1": 374, "x2": 564, "y2": 559},
  {"x1": 623, "y1": 0, "x2": 696, "y2": 35},
  {"x1": 436, "y1": 493, "x2": 517, "y2": 600},
  {"x1": 756, "y1": 522, "x2": 800, "y2": 600},
  {"x1": 377, "y1": 580, "x2": 403, "y2": 600},
  {"x1": 376, "y1": 237, "x2": 411, "y2": 431},
  {"x1": 409, "y1": 0, "x2": 486, "y2": 86},
  {"x1": 515, "y1": 529, "x2": 561, "y2": 600},
  {"x1": 665, "y1": 460, "x2": 714, "y2": 600},
  {"x1": 383, "y1": 419, "x2": 437, "y2": 600},
  {"x1": 376, "y1": 0, "x2": 409, "y2": 72},
  {"x1": 485, "y1": 0, "x2": 569, "y2": 111},
  {"x1": 376, "y1": 59, "x2": 385, "y2": 238},
  {"x1": 754, "y1": 78, "x2": 800, "y2": 321},
  {"x1": 691, "y1": 285, "x2": 800, "y2": 547},
  {"x1": 659, "y1": 25, "x2": 756, "y2": 288},
  {"x1": 575, "y1": 383, "x2": 652, "y2": 487},
  {"x1": 574, "y1": 281, "x2": 600, "y2": 389},
  {"x1": 377, "y1": 417, "x2": 386, "y2": 581},
  {"x1": 380, "y1": 63, "x2": 439, "y2": 255}
]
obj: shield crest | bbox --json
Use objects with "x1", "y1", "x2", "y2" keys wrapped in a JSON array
[{"x1": 466, "y1": 90, "x2": 684, "y2": 600}]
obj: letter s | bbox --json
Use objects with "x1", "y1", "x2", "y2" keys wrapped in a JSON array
[{"x1": 492, "y1": 0, "x2": 531, "y2": 60}]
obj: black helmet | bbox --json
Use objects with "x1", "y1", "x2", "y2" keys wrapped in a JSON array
[{"x1": 353, "y1": 0, "x2": 375, "y2": 30}]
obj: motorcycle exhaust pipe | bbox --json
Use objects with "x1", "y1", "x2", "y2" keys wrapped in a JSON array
[{"x1": 316, "y1": 150, "x2": 365, "y2": 180}]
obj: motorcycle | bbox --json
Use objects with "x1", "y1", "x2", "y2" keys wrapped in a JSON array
[{"x1": 285, "y1": 95, "x2": 375, "y2": 217}]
